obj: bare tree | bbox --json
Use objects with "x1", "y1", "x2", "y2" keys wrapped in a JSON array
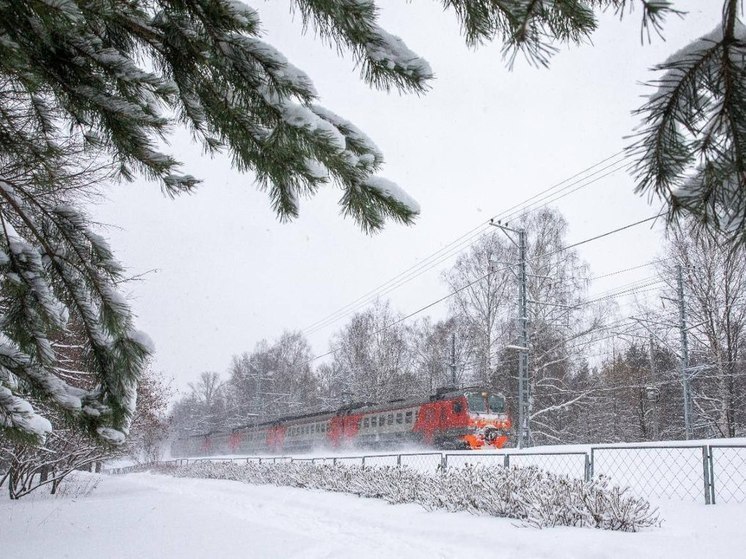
[
  {"x1": 443, "y1": 233, "x2": 514, "y2": 385},
  {"x1": 329, "y1": 299, "x2": 418, "y2": 403},
  {"x1": 661, "y1": 225, "x2": 746, "y2": 437}
]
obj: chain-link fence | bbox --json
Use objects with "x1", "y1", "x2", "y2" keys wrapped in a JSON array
[
  {"x1": 112, "y1": 443, "x2": 745, "y2": 504},
  {"x1": 441, "y1": 451, "x2": 587, "y2": 479},
  {"x1": 710, "y1": 445, "x2": 746, "y2": 504},
  {"x1": 399, "y1": 452, "x2": 443, "y2": 473},
  {"x1": 507, "y1": 452, "x2": 589, "y2": 479},
  {"x1": 591, "y1": 446, "x2": 710, "y2": 503},
  {"x1": 361, "y1": 454, "x2": 400, "y2": 468},
  {"x1": 443, "y1": 452, "x2": 507, "y2": 470}
]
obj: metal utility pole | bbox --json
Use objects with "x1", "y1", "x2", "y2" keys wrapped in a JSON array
[
  {"x1": 516, "y1": 229, "x2": 530, "y2": 449},
  {"x1": 450, "y1": 332, "x2": 457, "y2": 387},
  {"x1": 254, "y1": 370, "x2": 262, "y2": 428},
  {"x1": 647, "y1": 334, "x2": 660, "y2": 441},
  {"x1": 489, "y1": 220, "x2": 530, "y2": 449},
  {"x1": 677, "y1": 265, "x2": 693, "y2": 439}
]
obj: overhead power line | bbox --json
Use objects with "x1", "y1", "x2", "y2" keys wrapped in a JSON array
[
  {"x1": 305, "y1": 214, "x2": 662, "y2": 366},
  {"x1": 303, "y1": 150, "x2": 631, "y2": 336}
]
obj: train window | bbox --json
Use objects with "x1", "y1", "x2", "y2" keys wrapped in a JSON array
[
  {"x1": 387, "y1": 414, "x2": 393, "y2": 425},
  {"x1": 489, "y1": 394, "x2": 505, "y2": 413},
  {"x1": 371, "y1": 416, "x2": 378, "y2": 427},
  {"x1": 315, "y1": 424, "x2": 320, "y2": 433},
  {"x1": 396, "y1": 413, "x2": 403, "y2": 424},
  {"x1": 363, "y1": 417, "x2": 370, "y2": 428},
  {"x1": 405, "y1": 411, "x2": 413, "y2": 423},
  {"x1": 453, "y1": 401, "x2": 463, "y2": 414},
  {"x1": 466, "y1": 392, "x2": 487, "y2": 413}
]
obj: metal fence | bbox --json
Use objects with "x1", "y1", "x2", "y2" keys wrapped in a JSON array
[
  {"x1": 111, "y1": 444, "x2": 746, "y2": 505},
  {"x1": 709, "y1": 445, "x2": 746, "y2": 504},
  {"x1": 590, "y1": 446, "x2": 710, "y2": 503}
]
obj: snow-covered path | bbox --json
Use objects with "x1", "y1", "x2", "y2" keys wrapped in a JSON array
[{"x1": 1, "y1": 472, "x2": 744, "y2": 558}]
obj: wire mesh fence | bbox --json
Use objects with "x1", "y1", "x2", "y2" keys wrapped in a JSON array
[
  {"x1": 361, "y1": 454, "x2": 400, "y2": 468},
  {"x1": 112, "y1": 443, "x2": 745, "y2": 505},
  {"x1": 333, "y1": 456, "x2": 365, "y2": 467},
  {"x1": 398, "y1": 452, "x2": 443, "y2": 473},
  {"x1": 591, "y1": 446, "x2": 709, "y2": 503},
  {"x1": 508, "y1": 452, "x2": 589, "y2": 480},
  {"x1": 710, "y1": 445, "x2": 746, "y2": 504},
  {"x1": 443, "y1": 452, "x2": 507, "y2": 470}
]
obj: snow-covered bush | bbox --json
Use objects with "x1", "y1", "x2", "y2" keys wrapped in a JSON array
[{"x1": 155, "y1": 461, "x2": 659, "y2": 531}]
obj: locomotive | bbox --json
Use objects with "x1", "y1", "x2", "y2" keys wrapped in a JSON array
[{"x1": 171, "y1": 387, "x2": 511, "y2": 457}]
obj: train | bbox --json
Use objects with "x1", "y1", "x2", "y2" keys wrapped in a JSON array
[{"x1": 171, "y1": 386, "x2": 512, "y2": 457}]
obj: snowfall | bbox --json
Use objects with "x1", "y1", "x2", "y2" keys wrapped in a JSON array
[{"x1": 1, "y1": 465, "x2": 745, "y2": 559}]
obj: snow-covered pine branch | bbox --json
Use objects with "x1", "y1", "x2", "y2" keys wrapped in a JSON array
[
  {"x1": 631, "y1": 3, "x2": 746, "y2": 243},
  {"x1": 0, "y1": 0, "x2": 422, "y2": 233},
  {"x1": 0, "y1": 160, "x2": 152, "y2": 446}
]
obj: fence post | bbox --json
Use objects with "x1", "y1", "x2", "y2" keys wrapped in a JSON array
[
  {"x1": 333, "y1": 457, "x2": 337, "y2": 466},
  {"x1": 704, "y1": 446, "x2": 716, "y2": 505},
  {"x1": 397, "y1": 454, "x2": 402, "y2": 467},
  {"x1": 708, "y1": 447, "x2": 716, "y2": 505},
  {"x1": 442, "y1": 454, "x2": 448, "y2": 470},
  {"x1": 503, "y1": 454, "x2": 510, "y2": 468},
  {"x1": 589, "y1": 448, "x2": 595, "y2": 480},
  {"x1": 362, "y1": 456, "x2": 366, "y2": 467},
  {"x1": 584, "y1": 453, "x2": 591, "y2": 482},
  {"x1": 701, "y1": 446, "x2": 712, "y2": 505}
]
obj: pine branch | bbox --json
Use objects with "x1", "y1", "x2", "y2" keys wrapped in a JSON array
[{"x1": 630, "y1": 12, "x2": 746, "y2": 243}]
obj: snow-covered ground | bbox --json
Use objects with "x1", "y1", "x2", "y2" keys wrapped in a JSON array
[{"x1": 2, "y1": 471, "x2": 745, "y2": 559}]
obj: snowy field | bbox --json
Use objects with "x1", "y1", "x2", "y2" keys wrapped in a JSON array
[{"x1": 2, "y1": 471, "x2": 745, "y2": 559}]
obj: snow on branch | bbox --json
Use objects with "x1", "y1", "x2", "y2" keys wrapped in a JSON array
[
  {"x1": 364, "y1": 176, "x2": 421, "y2": 216},
  {"x1": 0, "y1": 384, "x2": 52, "y2": 441}
]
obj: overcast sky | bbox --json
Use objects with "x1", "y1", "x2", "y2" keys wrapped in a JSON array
[{"x1": 89, "y1": 1, "x2": 723, "y2": 396}]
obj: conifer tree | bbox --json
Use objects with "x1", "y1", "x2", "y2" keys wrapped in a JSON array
[{"x1": 1, "y1": 0, "x2": 744, "y2": 446}]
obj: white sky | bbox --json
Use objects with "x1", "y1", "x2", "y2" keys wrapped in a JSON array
[{"x1": 89, "y1": 1, "x2": 723, "y2": 395}]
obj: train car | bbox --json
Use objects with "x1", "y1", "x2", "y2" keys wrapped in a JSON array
[{"x1": 171, "y1": 386, "x2": 511, "y2": 457}]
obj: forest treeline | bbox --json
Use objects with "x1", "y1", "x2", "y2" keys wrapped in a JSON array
[{"x1": 172, "y1": 208, "x2": 746, "y2": 445}]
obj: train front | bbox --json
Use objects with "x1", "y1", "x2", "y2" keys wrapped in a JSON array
[{"x1": 459, "y1": 390, "x2": 511, "y2": 449}]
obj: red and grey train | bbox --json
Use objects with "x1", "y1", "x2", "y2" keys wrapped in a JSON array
[{"x1": 171, "y1": 387, "x2": 511, "y2": 457}]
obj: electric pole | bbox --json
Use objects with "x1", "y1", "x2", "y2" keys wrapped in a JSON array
[
  {"x1": 450, "y1": 332, "x2": 457, "y2": 387},
  {"x1": 648, "y1": 334, "x2": 660, "y2": 441},
  {"x1": 517, "y1": 228, "x2": 530, "y2": 449},
  {"x1": 489, "y1": 220, "x2": 531, "y2": 449},
  {"x1": 677, "y1": 264, "x2": 693, "y2": 439}
]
